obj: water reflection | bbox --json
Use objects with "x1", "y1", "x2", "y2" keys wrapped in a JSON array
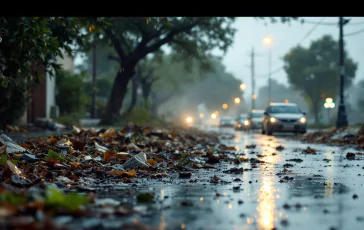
[{"x1": 256, "y1": 177, "x2": 277, "y2": 230}]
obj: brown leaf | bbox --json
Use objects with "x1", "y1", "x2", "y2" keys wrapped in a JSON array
[
  {"x1": 0, "y1": 144, "x2": 6, "y2": 154},
  {"x1": 212, "y1": 175, "x2": 221, "y2": 181},
  {"x1": 6, "y1": 161, "x2": 23, "y2": 176},
  {"x1": 108, "y1": 169, "x2": 136, "y2": 178},
  {"x1": 276, "y1": 145, "x2": 285, "y2": 151},
  {"x1": 100, "y1": 128, "x2": 118, "y2": 138},
  {"x1": 73, "y1": 141, "x2": 85, "y2": 151},
  {"x1": 117, "y1": 152, "x2": 130, "y2": 160},
  {"x1": 147, "y1": 159, "x2": 157, "y2": 166},
  {"x1": 69, "y1": 162, "x2": 81, "y2": 169},
  {"x1": 47, "y1": 136, "x2": 59, "y2": 144},
  {"x1": 19, "y1": 143, "x2": 33, "y2": 150},
  {"x1": 225, "y1": 146, "x2": 236, "y2": 151},
  {"x1": 239, "y1": 157, "x2": 249, "y2": 162},
  {"x1": 302, "y1": 147, "x2": 316, "y2": 154},
  {"x1": 154, "y1": 158, "x2": 163, "y2": 163},
  {"x1": 193, "y1": 150, "x2": 204, "y2": 155},
  {"x1": 104, "y1": 150, "x2": 117, "y2": 161}
]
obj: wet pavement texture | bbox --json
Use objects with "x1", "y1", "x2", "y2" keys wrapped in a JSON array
[{"x1": 66, "y1": 128, "x2": 364, "y2": 230}]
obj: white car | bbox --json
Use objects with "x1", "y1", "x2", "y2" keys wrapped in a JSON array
[{"x1": 262, "y1": 103, "x2": 307, "y2": 135}]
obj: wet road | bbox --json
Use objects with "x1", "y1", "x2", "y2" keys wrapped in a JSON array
[
  {"x1": 74, "y1": 128, "x2": 364, "y2": 230},
  {"x1": 6, "y1": 128, "x2": 364, "y2": 230}
]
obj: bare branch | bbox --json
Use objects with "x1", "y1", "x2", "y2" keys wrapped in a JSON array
[
  {"x1": 133, "y1": 18, "x2": 202, "y2": 60},
  {"x1": 99, "y1": 23, "x2": 126, "y2": 60}
]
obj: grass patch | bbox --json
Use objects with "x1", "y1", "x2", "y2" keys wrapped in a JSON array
[{"x1": 116, "y1": 108, "x2": 169, "y2": 127}]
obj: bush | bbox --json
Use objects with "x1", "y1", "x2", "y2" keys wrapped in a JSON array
[
  {"x1": 118, "y1": 107, "x2": 168, "y2": 127},
  {"x1": 55, "y1": 70, "x2": 89, "y2": 116},
  {"x1": 55, "y1": 114, "x2": 81, "y2": 127},
  {"x1": 0, "y1": 78, "x2": 30, "y2": 128}
]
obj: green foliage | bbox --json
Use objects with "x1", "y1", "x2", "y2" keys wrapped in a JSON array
[
  {"x1": 55, "y1": 70, "x2": 90, "y2": 116},
  {"x1": 83, "y1": 76, "x2": 114, "y2": 100},
  {"x1": 45, "y1": 186, "x2": 90, "y2": 211},
  {"x1": 119, "y1": 108, "x2": 167, "y2": 126},
  {"x1": 0, "y1": 192, "x2": 27, "y2": 206},
  {"x1": 136, "y1": 192, "x2": 154, "y2": 203},
  {"x1": 283, "y1": 35, "x2": 357, "y2": 122},
  {"x1": 45, "y1": 149, "x2": 65, "y2": 162},
  {"x1": 0, "y1": 154, "x2": 7, "y2": 165},
  {"x1": 55, "y1": 115, "x2": 81, "y2": 127},
  {"x1": 0, "y1": 78, "x2": 30, "y2": 128}
]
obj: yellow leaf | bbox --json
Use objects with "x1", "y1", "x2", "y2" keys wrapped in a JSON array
[
  {"x1": 117, "y1": 152, "x2": 130, "y2": 160},
  {"x1": 147, "y1": 159, "x2": 157, "y2": 166},
  {"x1": 70, "y1": 162, "x2": 81, "y2": 169}
]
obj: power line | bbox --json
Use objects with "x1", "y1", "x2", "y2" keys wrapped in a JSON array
[
  {"x1": 298, "y1": 17, "x2": 326, "y2": 44},
  {"x1": 258, "y1": 18, "x2": 326, "y2": 78},
  {"x1": 344, "y1": 27, "x2": 364, "y2": 36},
  {"x1": 303, "y1": 19, "x2": 364, "y2": 26}
]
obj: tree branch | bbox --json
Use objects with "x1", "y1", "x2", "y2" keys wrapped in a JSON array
[
  {"x1": 100, "y1": 23, "x2": 126, "y2": 60},
  {"x1": 133, "y1": 18, "x2": 202, "y2": 60}
]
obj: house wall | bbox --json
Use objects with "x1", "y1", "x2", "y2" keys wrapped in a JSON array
[{"x1": 23, "y1": 50, "x2": 75, "y2": 124}]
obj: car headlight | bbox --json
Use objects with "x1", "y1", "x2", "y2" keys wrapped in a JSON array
[
  {"x1": 244, "y1": 120, "x2": 249, "y2": 126},
  {"x1": 270, "y1": 117, "x2": 276, "y2": 123},
  {"x1": 300, "y1": 117, "x2": 306, "y2": 123}
]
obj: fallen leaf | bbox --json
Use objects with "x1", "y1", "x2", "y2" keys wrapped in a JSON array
[
  {"x1": 104, "y1": 150, "x2": 117, "y2": 161},
  {"x1": 73, "y1": 141, "x2": 85, "y2": 151},
  {"x1": 239, "y1": 157, "x2": 249, "y2": 162},
  {"x1": 117, "y1": 152, "x2": 130, "y2": 160},
  {"x1": 69, "y1": 162, "x2": 81, "y2": 169},
  {"x1": 108, "y1": 169, "x2": 136, "y2": 178},
  {"x1": 147, "y1": 159, "x2": 157, "y2": 166}
]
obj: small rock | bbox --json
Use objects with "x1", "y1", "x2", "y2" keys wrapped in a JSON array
[
  {"x1": 179, "y1": 172, "x2": 192, "y2": 179},
  {"x1": 283, "y1": 203, "x2": 291, "y2": 209},
  {"x1": 238, "y1": 200, "x2": 243, "y2": 204},
  {"x1": 346, "y1": 152, "x2": 355, "y2": 160},
  {"x1": 20, "y1": 153, "x2": 39, "y2": 163},
  {"x1": 323, "y1": 209, "x2": 329, "y2": 214},
  {"x1": 353, "y1": 194, "x2": 359, "y2": 199},
  {"x1": 233, "y1": 186, "x2": 240, "y2": 191}
]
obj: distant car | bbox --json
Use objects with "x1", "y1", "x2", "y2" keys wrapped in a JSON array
[
  {"x1": 219, "y1": 116, "x2": 235, "y2": 128},
  {"x1": 235, "y1": 114, "x2": 250, "y2": 131},
  {"x1": 262, "y1": 103, "x2": 307, "y2": 135},
  {"x1": 247, "y1": 110, "x2": 264, "y2": 130}
]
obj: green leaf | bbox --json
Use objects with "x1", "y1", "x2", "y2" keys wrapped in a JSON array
[
  {"x1": 136, "y1": 193, "x2": 154, "y2": 203},
  {"x1": 45, "y1": 149, "x2": 65, "y2": 161},
  {"x1": 0, "y1": 155, "x2": 7, "y2": 165},
  {"x1": 45, "y1": 186, "x2": 90, "y2": 211}
]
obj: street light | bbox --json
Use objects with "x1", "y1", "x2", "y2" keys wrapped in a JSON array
[
  {"x1": 234, "y1": 97, "x2": 241, "y2": 104},
  {"x1": 252, "y1": 94, "x2": 257, "y2": 100},
  {"x1": 263, "y1": 35, "x2": 274, "y2": 104},
  {"x1": 222, "y1": 104, "x2": 228, "y2": 109},
  {"x1": 240, "y1": 83, "x2": 246, "y2": 90},
  {"x1": 211, "y1": 113, "x2": 217, "y2": 119},
  {"x1": 324, "y1": 98, "x2": 335, "y2": 124},
  {"x1": 199, "y1": 113, "x2": 204, "y2": 118}
]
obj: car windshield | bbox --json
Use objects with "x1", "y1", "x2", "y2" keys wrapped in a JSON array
[
  {"x1": 269, "y1": 106, "x2": 301, "y2": 114},
  {"x1": 252, "y1": 113, "x2": 263, "y2": 118},
  {"x1": 238, "y1": 115, "x2": 247, "y2": 120},
  {"x1": 221, "y1": 118, "x2": 233, "y2": 122}
]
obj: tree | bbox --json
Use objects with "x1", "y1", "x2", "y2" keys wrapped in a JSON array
[
  {"x1": 89, "y1": 17, "x2": 237, "y2": 124},
  {"x1": 283, "y1": 35, "x2": 357, "y2": 123},
  {"x1": 0, "y1": 17, "x2": 93, "y2": 127}
]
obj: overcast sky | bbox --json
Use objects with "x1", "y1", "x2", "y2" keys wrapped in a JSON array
[
  {"x1": 75, "y1": 17, "x2": 364, "y2": 99},
  {"x1": 218, "y1": 17, "x2": 364, "y2": 99}
]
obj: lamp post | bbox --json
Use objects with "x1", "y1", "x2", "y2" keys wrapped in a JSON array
[
  {"x1": 324, "y1": 98, "x2": 335, "y2": 124},
  {"x1": 262, "y1": 35, "x2": 273, "y2": 104},
  {"x1": 336, "y1": 17, "x2": 350, "y2": 128}
]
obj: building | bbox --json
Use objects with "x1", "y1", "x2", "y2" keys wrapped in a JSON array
[{"x1": 20, "y1": 50, "x2": 75, "y2": 125}]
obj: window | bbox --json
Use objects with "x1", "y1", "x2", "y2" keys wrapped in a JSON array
[
  {"x1": 252, "y1": 113, "x2": 263, "y2": 118},
  {"x1": 269, "y1": 106, "x2": 301, "y2": 114}
]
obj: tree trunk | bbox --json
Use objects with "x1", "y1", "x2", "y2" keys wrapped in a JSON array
[
  {"x1": 141, "y1": 82, "x2": 152, "y2": 109},
  {"x1": 126, "y1": 77, "x2": 139, "y2": 114},
  {"x1": 100, "y1": 65, "x2": 135, "y2": 125}
]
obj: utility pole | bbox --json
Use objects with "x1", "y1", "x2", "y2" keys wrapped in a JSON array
[
  {"x1": 336, "y1": 16, "x2": 349, "y2": 128},
  {"x1": 251, "y1": 47, "x2": 256, "y2": 110},
  {"x1": 91, "y1": 43, "x2": 97, "y2": 118},
  {"x1": 268, "y1": 49, "x2": 272, "y2": 104}
]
